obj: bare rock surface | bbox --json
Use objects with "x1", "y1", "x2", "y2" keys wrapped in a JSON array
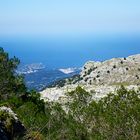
[{"x1": 80, "y1": 54, "x2": 140, "y2": 85}]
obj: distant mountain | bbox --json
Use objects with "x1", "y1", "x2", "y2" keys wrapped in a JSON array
[
  {"x1": 16, "y1": 63, "x2": 45, "y2": 74},
  {"x1": 59, "y1": 67, "x2": 81, "y2": 74},
  {"x1": 17, "y1": 64, "x2": 81, "y2": 91}
]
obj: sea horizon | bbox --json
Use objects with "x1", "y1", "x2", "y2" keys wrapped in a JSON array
[{"x1": 1, "y1": 33, "x2": 140, "y2": 69}]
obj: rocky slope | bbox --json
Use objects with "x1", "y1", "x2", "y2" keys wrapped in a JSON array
[
  {"x1": 78, "y1": 54, "x2": 140, "y2": 85},
  {"x1": 40, "y1": 54, "x2": 140, "y2": 101}
]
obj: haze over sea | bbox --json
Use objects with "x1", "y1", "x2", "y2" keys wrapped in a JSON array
[{"x1": 1, "y1": 34, "x2": 140, "y2": 69}]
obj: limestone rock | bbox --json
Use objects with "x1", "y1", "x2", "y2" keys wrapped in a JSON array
[
  {"x1": 40, "y1": 54, "x2": 140, "y2": 102},
  {"x1": 79, "y1": 54, "x2": 140, "y2": 85}
]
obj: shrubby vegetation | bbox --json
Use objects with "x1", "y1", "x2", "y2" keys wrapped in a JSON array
[
  {"x1": 49, "y1": 74, "x2": 81, "y2": 88},
  {"x1": 1, "y1": 47, "x2": 140, "y2": 139}
]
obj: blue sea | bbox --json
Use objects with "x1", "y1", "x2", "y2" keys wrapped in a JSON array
[
  {"x1": 0, "y1": 34, "x2": 140, "y2": 90},
  {"x1": 1, "y1": 34, "x2": 140, "y2": 68}
]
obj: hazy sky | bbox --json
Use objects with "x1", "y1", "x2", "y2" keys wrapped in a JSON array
[{"x1": 0, "y1": 0, "x2": 140, "y2": 37}]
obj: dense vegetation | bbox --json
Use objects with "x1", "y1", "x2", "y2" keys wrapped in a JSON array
[{"x1": 1, "y1": 47, "x2": 140, "y2": 140}]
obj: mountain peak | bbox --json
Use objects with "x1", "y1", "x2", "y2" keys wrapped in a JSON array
[{"x1": 78, "y1": 54, "x2": 140, "y2": 86}]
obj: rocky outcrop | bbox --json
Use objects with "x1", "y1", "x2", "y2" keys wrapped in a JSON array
[
  {"x1": 0, "y1": 106, "x2": 26, "y2": 140},
  {"x1": 79, "y1": 54, "x2": 140, "y2": 86}
]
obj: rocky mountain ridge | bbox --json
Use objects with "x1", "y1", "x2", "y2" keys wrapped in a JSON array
[
  {"x1": 40, "y1": 54, "x2": 140, "y2": 101},
  {"x1": 78, "y1": 54, "x2": 140, "y2": 86}
]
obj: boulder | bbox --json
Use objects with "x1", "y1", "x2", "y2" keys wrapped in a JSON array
[{"x1": 0, "y1": 106, "x2": 26, "y2": 140}]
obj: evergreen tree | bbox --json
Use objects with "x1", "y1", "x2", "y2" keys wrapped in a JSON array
[{"x1": 0, "y1": 47, "x2": 26, "y2": 100}]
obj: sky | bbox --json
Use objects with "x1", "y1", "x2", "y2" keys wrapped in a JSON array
[{"x1": 0, "y1": 0, "x2": 140, "y2": 37}]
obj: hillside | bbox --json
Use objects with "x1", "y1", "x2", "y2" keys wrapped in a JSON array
[
  {"x1": 40, "y1": 54, "x2": 140, "y2": 101},
  {"x1": 79, "y1": 54, "x2": 140, "y2": 85},
  {"x1": 1, "y1": 47, "x2": 140, "y2": 139}
]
